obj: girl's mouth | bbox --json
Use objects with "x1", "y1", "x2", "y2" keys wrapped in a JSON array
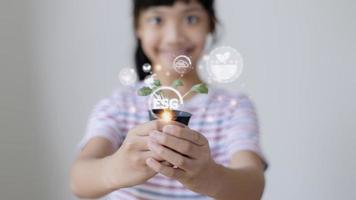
[{"x1": 159, "y1": 48, "x2": 194, "y2": 62}]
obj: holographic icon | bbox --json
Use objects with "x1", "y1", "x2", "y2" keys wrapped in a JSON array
[
  {"x1": 137, "y1": 63, "x2": 208, "y2": 125},
  {"x1": 142, "y1": 63, "x2": 152, "y2": 73},
  {"x1": 144, "y1": 74, "x2": 157, "y2": 87},
  {"x1": 118, "y1": 67, "x2": 137, "y2": 86},
  {"x1": 148, "y1": 86, "x2": 184, "y2": 120},
  {"x1": 173, "y1": 55, "x2": 193, "y2": 75},
  {"x1": 207, "y1": 46, "x2": 243, "y2": 83}
]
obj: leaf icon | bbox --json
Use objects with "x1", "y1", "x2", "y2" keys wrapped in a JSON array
[
  {"x1": 191, "y1": 83, "x2": 208, "y2": 94},
  {"x1": 172, "y1": 79, "x2": 184, "y2": 88},
  {"x1": 138, "y1": 87, "x2": 152, "y2": 96},
  {"x1": 216, "y1": 52, "x2": 231, "y2": 63}
]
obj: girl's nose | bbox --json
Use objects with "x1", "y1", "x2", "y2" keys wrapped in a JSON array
[{"x1": 162, "y1": 22, "x2": 186, "y2": 47}]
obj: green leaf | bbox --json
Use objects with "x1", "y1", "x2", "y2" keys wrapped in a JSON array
[
  {"x1": 153, "y1": 80, "x2": 161, "y2": 87},
  {"x1": 191, "y1": 83, "x2": 208, "y2": 94},
  {"x1": 137, "y1": 87, "x2": 152, "y2": 96},
  {"x1": 151, "y1": 86, "x2": 158, "y2": 91},
  {"x1": 172, "y1": 79, "x2": 183, "y2": 88}
]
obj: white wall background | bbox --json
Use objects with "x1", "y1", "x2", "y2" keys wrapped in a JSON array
[{"x1": 1, "y1": 0, "x2": 355, "y2": 199}]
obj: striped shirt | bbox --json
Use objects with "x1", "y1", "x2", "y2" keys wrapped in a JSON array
[{"x1": 78, "y1": 82, "x2": 267, "y2": 200}]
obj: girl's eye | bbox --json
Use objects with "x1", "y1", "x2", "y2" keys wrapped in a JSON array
[
  {"x1": 185, "y1": 15, "x2": 199, "y2": 25},
  {"x1": 147, "y1": 16, "x2": 162, "y2": 25}
]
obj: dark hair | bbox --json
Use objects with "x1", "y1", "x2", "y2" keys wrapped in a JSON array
[{"x1": 133, "y1": 0, "x2": 218, "y2": 80}]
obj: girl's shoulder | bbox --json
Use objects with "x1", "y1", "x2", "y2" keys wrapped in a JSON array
[
  {"x1": 212, "y1": 87, "x2": 249, "y2": 98},
  {"x1": 205, "y1": 86, "x2": 255, "y2": 106}
]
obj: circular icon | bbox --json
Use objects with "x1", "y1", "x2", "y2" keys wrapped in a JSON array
[
  {"x1": 118, "y1": 67, "x2": 137, "y2": 86},
  {"x1": 148, "y1": 86, "x2": 184, "y2": 119},
  {"x1": 173, "y1": 55, "x2": 193, "y2": 75},
  {"x1": 144, "y1": 74, "x2": 157, "y2": 87},
  {"x1": 142, "y1": 63, "x2": 152, "y2": 73},
  {"x1": 207, "y1": 46, "x2": 243, "y2": 83}
]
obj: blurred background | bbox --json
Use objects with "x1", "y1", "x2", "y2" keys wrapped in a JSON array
[{"x1": 0, "y1": 0, "x2": 355, "y2": 199}]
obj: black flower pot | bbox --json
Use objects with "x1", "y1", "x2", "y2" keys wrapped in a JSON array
[{"x1": 148, "y1": 109, "x2": 192, "y2": 126}]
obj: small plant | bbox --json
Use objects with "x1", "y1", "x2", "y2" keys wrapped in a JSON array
[
  {"x1": 137, "y1": 78, "x2": 208, "y2": 99},
  {"x1": 139, "y1": 77, "x2": 206, "y2": 124}
]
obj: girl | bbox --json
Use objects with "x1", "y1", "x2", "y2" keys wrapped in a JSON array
[{"x1": 70, "y1": 0, "x2": 267, "y2": 199}]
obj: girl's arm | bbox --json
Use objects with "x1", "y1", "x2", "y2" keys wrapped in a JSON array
[
  {"x1": 210, "y1": 151, "x2": 265, "y2": 200},
  {"x1": 70, "y1": 121, "x2": 163, "y2": 199},
  {"x1": 69, "y1": 137, "x2": 119, "y2": 199}
]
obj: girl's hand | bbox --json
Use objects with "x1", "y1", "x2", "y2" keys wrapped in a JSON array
[
  {"x1": 146, "y1": 124, "x2": 220, "y2": 196},
  {"x1": 107, "y1": 120, "x2": 166, "y2": 188}
]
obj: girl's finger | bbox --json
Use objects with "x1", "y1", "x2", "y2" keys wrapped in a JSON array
[
  {"x1": 146, "y1": 157, "x2": 185, "y2": 180},
  {"x1": 162, "y1": 125, "x2": 207, "y2": 146},
  {"x1": 149, "y1": 130, "x2": 200, "y2": 159},
  {"x1": 142, "y1": 150, "x2": 164, "y2": 161},
  {"x1": 124, "y1": 136, "x2": 150, "y2": 151},
  {"x1": 133, "y1": 120, "x2": 169, "y2": 136},
  {"x1": 147, "y1": 139, "x2": 193, "y2": 171}
]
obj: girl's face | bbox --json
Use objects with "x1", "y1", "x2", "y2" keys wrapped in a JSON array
[{"x1": 136, "y1": 0, "x2": 211, "y2": 74}]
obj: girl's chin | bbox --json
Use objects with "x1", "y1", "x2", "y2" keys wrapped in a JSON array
[
  {"x1": 155, "y1": 59, "x2": 173, "y2": 68},
  {"x1": 157, "y1": 54, "x2": 176, "y2": 64}
]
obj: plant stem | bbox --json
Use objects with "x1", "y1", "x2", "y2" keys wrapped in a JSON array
[{"x1": 182, "y1": 90, "x2": 192, "y2": 100}]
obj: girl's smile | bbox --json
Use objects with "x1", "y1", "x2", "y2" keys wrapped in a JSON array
[{"x1": 157, "y1": 46, "x2": 194, "y2": 63}]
